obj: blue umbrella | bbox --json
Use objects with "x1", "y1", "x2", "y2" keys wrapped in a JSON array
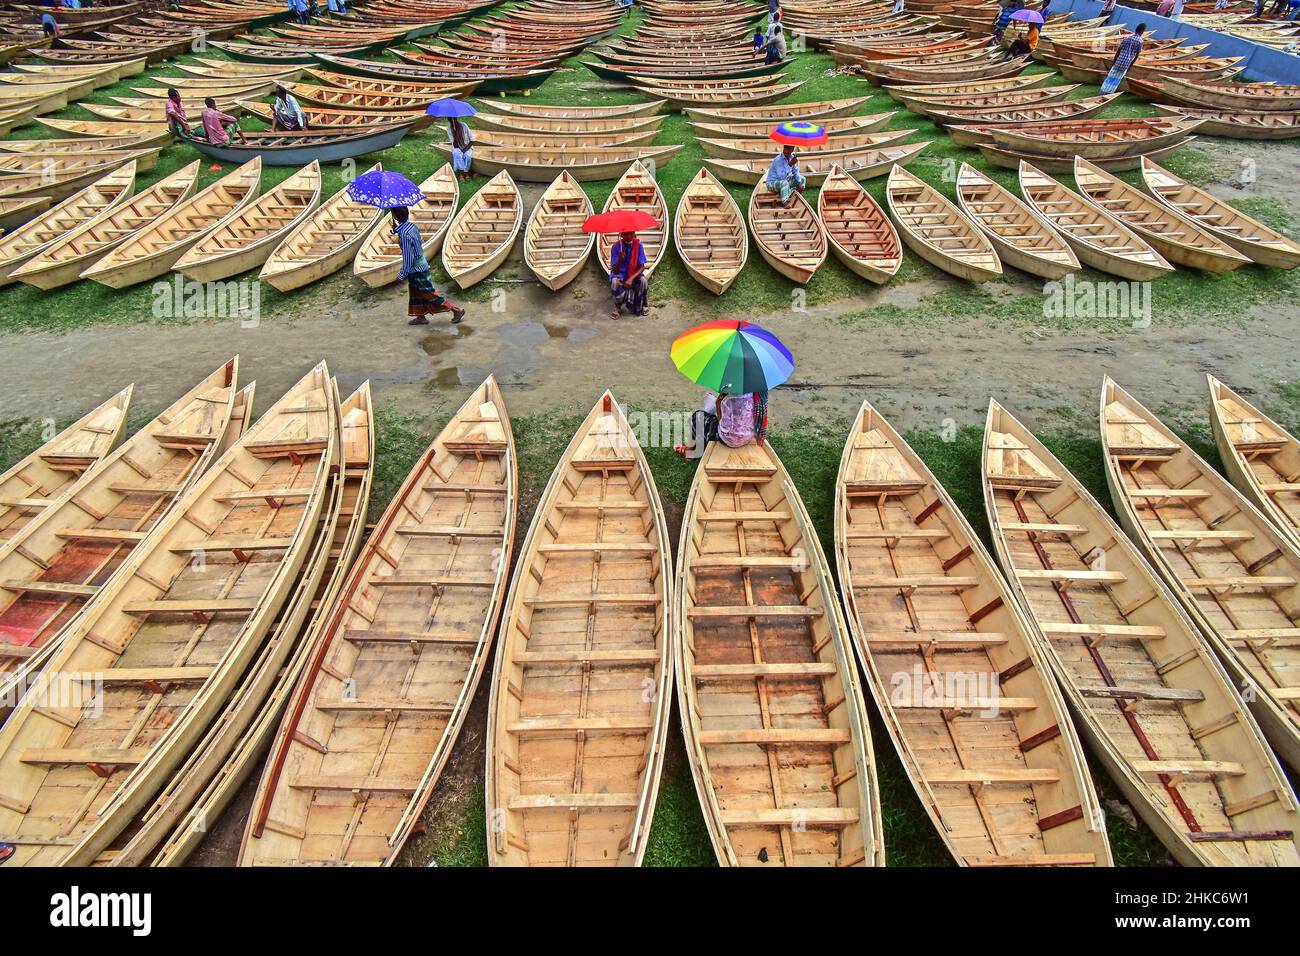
[
  {"x1": 426, "y1": 98, "x2": 477, "y2": 118},
  {"x1": 1010, "y1": 9, "x2": 1044, "y2": 23},
  {"x1": 346, "y1": 169, "x2": 424, "y2": 209}
]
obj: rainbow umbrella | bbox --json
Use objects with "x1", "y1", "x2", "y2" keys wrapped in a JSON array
[
  {"x1": 671, "y1": 319, "x2": 793, "y2": 395},
  {"x1": 770, "y1": 120, "x2": 828, "y2": 147}
]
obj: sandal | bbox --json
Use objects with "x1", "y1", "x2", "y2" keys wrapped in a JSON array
[
  {"x1": 451, "y1": 307, "x2": 465, "y2": 324},
  {"x1": 408, "y1": 316, "x2": 429, "y2": 325}
]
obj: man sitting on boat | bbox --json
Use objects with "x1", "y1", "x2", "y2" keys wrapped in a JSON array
[
  {"x1": 200, "y1": 97, "x2": 243, "y2": 145},
  {"x1": 763, "y1": 13, "x2": 787, "y2": 64},
  {"x1": 766, "y1": 144, "x2": 805, "y2": 207},
  {"x1": 165, "y1": 88, "x2": 193, "y2": 139},
  {"x1": 394, "y1": 206, "x2": 466, "y2": 326},
  {"x1": 271, "y1": 86, "x2": 308, "y2": 131},
  {"x1": 608, "y1": 230, "x2": 649, "y2": 319}
]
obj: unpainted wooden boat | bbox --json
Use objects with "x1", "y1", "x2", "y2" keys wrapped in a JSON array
[
  {"x1": 1161, "y1": 76, "x2": 1300, "y2": 111},
  {"x1": 474, "y1": 112, "x2": 665, "y2": 136},
  {"x1": 979, "y1": 137, "x2": 1191, "y2": 174},
  {"x1": 0, "y1": 144, "x2": 158, "y2": 176},
  {"x1": 37, "y1": 117, "x2": 171, "y2": 139},
  {"x1": 748, "y1": 179, "x2": 826, "y2": 285},
  {"x1": 0, "y1": 130, "x2": 172, "y2": 153},
  {"x1": 698, "y1": 128, "x2": 914, "y2": 160},
  {"x1": 475, "y1": 98, "x2": 665, "y2": 120},
  {"x1": 1018, "y1": 161, "x2": 1174, "y2": 281},
  {"x1": 287, "y1": 81, "x2": 470, "y2": 111},
  {"x1": 834, "y1": 400, "x2": 1111, "y2": 866},
  {"x1": 1100, "y1": 378, "x2": 1300, "y2": 770},
  {"x1": 1152, "y1": 104, "x2": 1300, "y2": 140},
  {"x1": 259, "y1": 164, "x2": 385, "y2": 292},
  {"x1": 989, "y1": 117, "x2": 1203, "y2": 160},
  {"x1": 955, "y1": 162, "x2": 1078, "y2": 279},
  {"x1": 886, "y1": 165, "x2": 1000, "y2": 283},
  {"x1": 895, "y1": 83, "x2": 1080, "y2": 116},
  {"x1": 636, "y1": 80, "x2": 804, "y2": 110},
  {"x1": 929, "y1": 93, "x2": 1118, "y2": 128},
  {"x1": 82, "y1": 158, "x2": 263, "y2": 288},
  {"x1": 304, "y1": 68, "x2": 475, "y2": 97},
  {"x1": 704, "y1": 141, "x2": 929, "y2": 186},
  {"x1": 189, "y1": 123, "x2": 413, "y2": 166},
  {"x1": 983, "y1": 399, "x2": 1299, "y2": 866},
  {"x1": 175, "y1": 160, "x2": 321, "y2": 282},
  {"x1": 523, "y1": 169, "x2": 594, "y2": 292},
  {"x1": 689, "y1": 113, "x2": 891, "y2": 139},
  {"x1": 597, "y1": 160, "x2": 667, "y2": 279},
  {"x1": 883, "y1": 73, "x2": 1052, "y2": 101},
  {"x1": 476, "y1": 127, "x2": 659, "y2": 150},
  {"x1": 1139, "y1": 158, "x2": 1300, "y2": 269},
  {"x1": 674, "y1": 166, "x2": 746, "y2": 295},
  {"x1": 679, "y1": 437, "x2": 884, "y2": 866},
  {"x1": 0, "y1": 195, "x2": 53, "y2": 232},
  {"x1": 818, "y1": 163, "x2": 900, "y2": 285},
  {"x1": 86, "y1": 100, "x2": 242, "y2": 122},
  {"x1": 442, "y1": 169, "x2": 522, "y2": 289},
  {"x1": 239, "y1": 99, "x2": 432, "y2": 131},
  {"x1": 683, "y1": 95, "x2": 873, "y2": 123},
  {"x1": 353, "y1": 165, "x2": 458, "y2": 289},
  {"x1": 433, "y1": 142, "x2": 682, "y2": 183}
]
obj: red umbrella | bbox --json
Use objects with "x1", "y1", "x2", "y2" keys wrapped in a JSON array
[{"x1": 583, "y1": 210, "x2": 661, "y2": 233}]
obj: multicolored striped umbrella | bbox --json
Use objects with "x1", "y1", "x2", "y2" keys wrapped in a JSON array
[
  {"x1": 670, "y1": 319, "x2": 794, "y2": 395},
  {"x1": 770, "y1": 120, "x2": 828, "y2": 147}
]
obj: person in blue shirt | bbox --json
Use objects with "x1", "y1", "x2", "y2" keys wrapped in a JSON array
[
  {"x1": 766, "y1": 145, "x2": 805, "y2": 206},
  {"x1": 753, "y1": 25, "x2": 765, "y2": 56},
  {"x1": 393, "y1": 206, "x2": 465, "y2": 326},
  {"x1": 40, "y1": 12, "x2": 59, "y2": 36},
  {"x1": 608, "y1": 230, "x2": 649, "y2": 319}
]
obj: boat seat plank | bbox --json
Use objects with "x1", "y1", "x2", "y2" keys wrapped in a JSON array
[
  {"x1": 697, "y1": 728, "x2": 851, "y2": 746},
  {"x1": 1131, "y1": 760, "x2": 1246, "y2": 777},
  {"x1": 926, "y1": 767, "x2": 1061, "y2": 785},
  {"x1": 718, "y1": 807, "x2": 860, "y2": 827}
]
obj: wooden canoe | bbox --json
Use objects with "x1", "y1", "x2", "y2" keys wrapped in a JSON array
[
  {"x1": 0, "y1": 386, "x2": 131, "y2": 547},
  {"x1": 286, "y1": 81, "x2": 472, "y2": 112},
  {"x1": 0, "y1": 130, "x2": 172, "y2": 153},
  {"x1": 983, "y1": 399, "x2": 1298, "y2": 866},
  {"x1": 304, "y1": 68, "x2": 476, "y2": 97},
  {"x1": 9, "y1": 161, "x2": 200, "y2": 290},
  {"x1": 680, "y1": 438, "x2": 884, "y2": 866},
  {"x1": 818, "y1": 163, "x2": 900, "y2": 285},
  {"x1": 1018, "y1": 162, "x2": 1174, "y2": 281},
  {"x1": 86, "y1": 100, "x2": 243, "y2": 122},
  {"x1": 485, "y1": 391, "x2": 669, "y2": 866},
  {"x1": 689, "y1": 113, "x2": 892, "y2": 139},
  {"x1": 476, "y1": 127, "x2": 659, "y2": 150},
  {"x1": 239, "y1": 99, "x2": 433, "y2": 132},
  {"x1": 929, "y1": 94, "x2": 1119, "y2": 128},
  {"x1": 748, "y1": 179, "x2": 826, "y2": 285},
  {"x1": 955, "y1": 162, "x2": 1078, "y2": 279},
  {"x1": 1152, "y1": 104, "x2": 1300, "y2": 140},
  {"x1": 259, "y1": 164, "x2": 385, "y2": 292},
  {"x1": 598, "y1": 160, "x2": 667, "y2": 279},
  {"x1": 0, "y1": 162, "x2": 136, "y2": 287},
  {"x1": 988, "y1": 118, "x2": 1203, "y2": 160},
  {"x1": 635, "y1": 81, "x2": 804, "y2": 110},
  {"x1": 524, "y1": 169, "x2": 594, "y2": 291},
  {"x1": 187, "y1": 124, "x2": 413, "y2": 166},
  {"x1": 0, "y1": 195, "x2": 53, "y2": 233},
  {"x1": 865, "y1": 56, "x2": 1027, "y2": 85},
  {"x1": 704, "y1": 141, "x2": 929, "y2": 186},
  {"x1": 886, "y1": 165, "x2": 1000, "y2": 283},
  {"x1": 240, "y1": 377, "x2": 513, "y2": 866},
  {"x1": 675, "y1": 166, "x2": 746, "y2": 296},
  {"x1": 834, "y1": 400, "x2": 1111, "y2": 866},
  {"x1": 175, "y1": 160, "x2": 321, "y2": 282},
  {"x1": 698, "y1": 128, "x2": 915, "y2": 160},
  {"x1": 0, "y1": 160, "x2": 143, "y2": 206},
  {"x1": 1207, "y1": 375, "x2": 1300, "y2": 554},
  {"x1": 883, "y1": 73, "x2": 1052, "y2": 101},
  {"x1": 474, "y1": 112, "x2": 665, "y2": 135},
  {"x1": 353, "y1": 165, "x2": 458, "y2": 289},
  {"x1": 474, "y1": 99, "x2": 666, "y2": 120},
  {"x1": 1073, "y1": 157, "x2": 1248, "y2": 273},
  {"x1": 979, "y1": 137, "x2": 1191, "y2": 174},
  {"x1": 37, "y1": 117, "x2": 175, "y2": 139},
  {"x1": 683, "y1": 95, "x2": 874, "y2": 123},
  {"x1": 1101, "y1": 378, "x2": 1300, "y2": 770},
  {"x1": 442, "y1": 169, "x2": 522, "y2": 289},
  {"x1": 0, "y1": 146, "x2": 158, "y2": 177},
  {"x1": 82, "y1": 158, "x2": 263, "y2": 288},
  {"x1": 434, "y1": 143, "x2": 682, "y2": 183},
  {"x1": 0, "y1": 360, "x2": 241, "y2": 709},
  {"x1": 896, "y1": 83, "x2": 1081, "y2": 117},
  {"x1": 1139, "y1": 158, "x2": 1300, "y2": 269},
  {"x1": 1161, "y1": 76, "x2": 1300, "y2": 111}
]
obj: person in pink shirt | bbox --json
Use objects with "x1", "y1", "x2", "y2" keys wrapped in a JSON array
[
  {"x1": 164, "y1": 88, "x2": 191, "y2": 139},
  {"x1": 199, "y1": 97, "x2": 241, "y2": 144}
]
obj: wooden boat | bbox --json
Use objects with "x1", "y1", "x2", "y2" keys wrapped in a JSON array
[
  {"x1": 259, "y1": 165, "x2": 385, "y2": 292},
  {"x1": 979, "y1": 138, "x2": 1191, "y2": 174},
  {"x1": 704, "y1": 142, "x2": 929, "y2": 186},
  {"x1": 987, "y1": 117, "x2": 1202, "y2": 160},
  {"x1": 37, "y1": 117, "x2": 172, "y2": 139},
  {"x1": 0, "y1": 386, "x2": 131, "y2": 547},
  {"x1": 0, "y1": 163, "x2": 136, "y2": 287},
  {"x1": 189, "y1": 124, "x2": 412, "y2": 166},
  {"x1": 1151, "y1": 104, "x2": 1300, "y2": 140},
  {"x1": 1100, "y1": 378, "x2": 1300, "y2": 771},
  {"x1": 0, "y1": 145, "x2": 158, "y2": 177},
  {"x1": 597, "y1": 161, "x2": 667, "y2": 279},
  {"x1": 476, "y1": 127, "x2": 659, "y2": 150},
  {"x1": 483, "y1": 391, "x2": 668, "y2": 866},
  {"x1": 286, "y1": 81, "x2": 473, "y2": 112},
  {"x1": 434, "y1": 143, "x2": 682, "y2": 183},
  {"x1": 928, "y1": 93, "x2": 1118, "y2": 128},
  {"x1": 0, "y1": 195, "x2": 52, "y2": 233},
  {"x1": 834, "y1": 401, "x2": 1110, "y2": 866},
  {"x1": 474, "y1": 112, "x2": 665, "y2": 136},
  {"x1": 1162, "y1": 76, "x2": 1300, "y2": 111},
  {"x1": 1073, "y1": 157, "x2": 1248, "y2": 273},
  {"x1": 442, "y1": 170, "x2": 522, "y2": 289},
  {"x1": 748, "y1": 179, "x2": 826, "y2": 285},
  {"x1": 1018, "y1": 162, "x2": 1174, "y2": 281},
  {"x1": 886, "y1": 165, "x2": 1000, "y2": 283},
  {"x1": 884, "y1": 73, "x2": 1051, "y2": 102},
  {"x1": 353, "y1": 165, "x2": 458, "y2": 289},
  {"x1": 698, "y1": 128, "x2": 914, "y2": 160},
  {"x1": 82, "y1": 158, "x2": 263, "y2": 288},
  {"x1": 87, "y1": 100, "x2": 243, "y2": 122},
  {"x1": 0, "y1": 364, "x2": 335, "y2": 867},
  {"x1": 679, "y1": 437, "x2": 884, "y2": 866},
  {"x1": 0, "y1": 359, "x2": 241, "y2": 730},
  {"x1": 304, "y1": 68, "x2": 476, "y2": 96},
  {"x1": 982, "y1": 399, "x2": 1299, "y2": 866},
  {"x1": 239, "y1": 100, "x2": 433, "y2": 132},
  {"x1": 523, "y1": 169, "x2": 594, "y2": 292},
  {"x1": 636, "y1": 81, "x2": 804, "y2": 110},
  {"x1": 175, "y1": 161, "x2": 321, "y2": 282},
  {"x1": 475, "y1": 99, "x2": 665, "y2": 120},
  {"x1": 674, "y1": 167, "x2": 746, "y2": 296},
  {"x1": 955, "y1": 162, "x2": 1078, "y2": 279},
  {"x1": 1207, "y1": 375, "x2": 1300, "y2": 554},
  {"x1": 865, "y1": 56, "x2": 1027, "y2": 85},
  {"x1": 683, "y1": 95, "x2": 873, "y2": 123},
  {"x1": 689, "y1": 113, "x2": 891, "y2": 139},
  {"x1": 895, "y1": 83, "x2": 1080, "y2": 116},
  {"x1": 817, "y1": 164, "x2": 900, "y2": 285},
  {"x1": 9, "y1": 161, "x2": 200, "y2": 290},
  {"x1": 0, "y1": 130, "x2": 172, "y2": 154}
]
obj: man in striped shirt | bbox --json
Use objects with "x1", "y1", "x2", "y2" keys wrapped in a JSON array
[
  {"x1": 393, "y1": 206, "x2": 465, "y2": 326},
  {"x1": 1100, "y1": 24, "x2": 1145, "y2": 95}
]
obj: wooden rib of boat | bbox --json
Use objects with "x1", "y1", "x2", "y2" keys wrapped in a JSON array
[
  {"x1": 704, "y1": 142, "x2": 929, "y2": 187},
  {"x1": 1100, "y1": 378, "x2": 1300, "y2": 770},
  {"x1": 442, "y1": 169, "x2": 521, "y2": 289},
  {"x1": 484, "y1": 391, "x2": 668, "y2": 866},
  {"x1": 886, "y1": 165, "x2": 1000, "y2": 283},
  {"x1": 9, "y1": 161, "x2": 200, "y2": 290},
  {"x1": 434, "y1": 143, "x2": 681, "y2": 183},
  {"x1": 474, "y1": 112, "x2": 665, "y2": 136},
  {"x1": 175, "y1": 160, "x2": 321, "y2": 282},
  {"x1": 1151, "y1": 104, "x2": 1300, "y2": 140},
  {"x1": 475, "y1": 99, "x2": 665, "y2": 120},
  {"x1": 835, "y1": 401, "x2": 1110, "y2": 867},
  {"x1": 239, "y1": 100, "x2": 432, "y2": 132},
  {"x1": 1017, "y1": 161, "x2": 1175, "y2": 281},
  {"x1": 689, "y1": 113, "x2": 891, "y2": 140},
  {"x1": 699, "y1": 129, "x2": 914, "y2": 160},
  {"x1": 674, "y1": 166, "x2": 746, "y2": 296},
  {"x1": 818, "y1": 164, "x2": 900, "y2": 285},
  {"x1": 0, "y1": 359, "x2": 240, "y2": 726},
  {"x1": 928, "y1": 93, "x2": 1118, "y2": 128},
  {"x1": 679, "y1": 437, "x2": 883, "y2": 866},
  {"x1": 82, "y1": 158, "x2": 263, "y2": 288},
  {"x1": 597, "y1": 160, "x2": 667, "y2": 279},
  {"x1": 895, "y1": 83, "x2": 1080, "y2": 116},
  {"x1": 0, "y1": 386, "x2": 131, "y2": 547},
  {"x1": 1207, "y1": 375, "x2": 1300, "y2": 554},
  {"x1": 1162, "y1": 76, "x2": 1300, "y2": 111},
  {"x1": 476, "y1": 127, "x2": 659, "y2": 150},
  {"x1": 524, "y1": 169, "x2": 594, "y2": 292},
  {"x1": 1139, "y1": 158, "x2": 1300, "y2": 269},
  {"x1": 353, "y1": 165, "x2": 457, "y2": 289},
  {"x1": 260, "y1": 165, "x2": 384, "y2": 293},
  {"x1": 748, "y1": 179, "x2": 827, "y2": 285},
  {"x1": 982, "y1": 399, "x2": 1298, "y2": 866},
  {"x1": 1073, "y1": 157, "x2": 1248, "y2": 273},
  {"x1": 1, "y1": 364, "x2": 335, "y2": 868},
  {"x1": 636, "y1": 81, "x2": 804, "y2": 110},
  {"x1": 883, "y1": 73, "x2": 1051, "y2": 101},
  {"x1": 0, "y1": 162, "x2": 136, "y2": 287},
  {"x1": 955, "y1": 162, "x2": 1078, "y2": 279},
  {"x1": 683, "y1": 95, "x2": 873, "y2": 123}
]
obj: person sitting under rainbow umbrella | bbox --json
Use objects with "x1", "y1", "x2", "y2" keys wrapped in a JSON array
[{"x1": 766, "y1": 121, "x2": 828, "y2": 207}]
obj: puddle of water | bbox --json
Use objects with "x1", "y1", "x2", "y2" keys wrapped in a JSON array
[{"x1": 419, "y1": 324, "x2": 475, "y2": 358}]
